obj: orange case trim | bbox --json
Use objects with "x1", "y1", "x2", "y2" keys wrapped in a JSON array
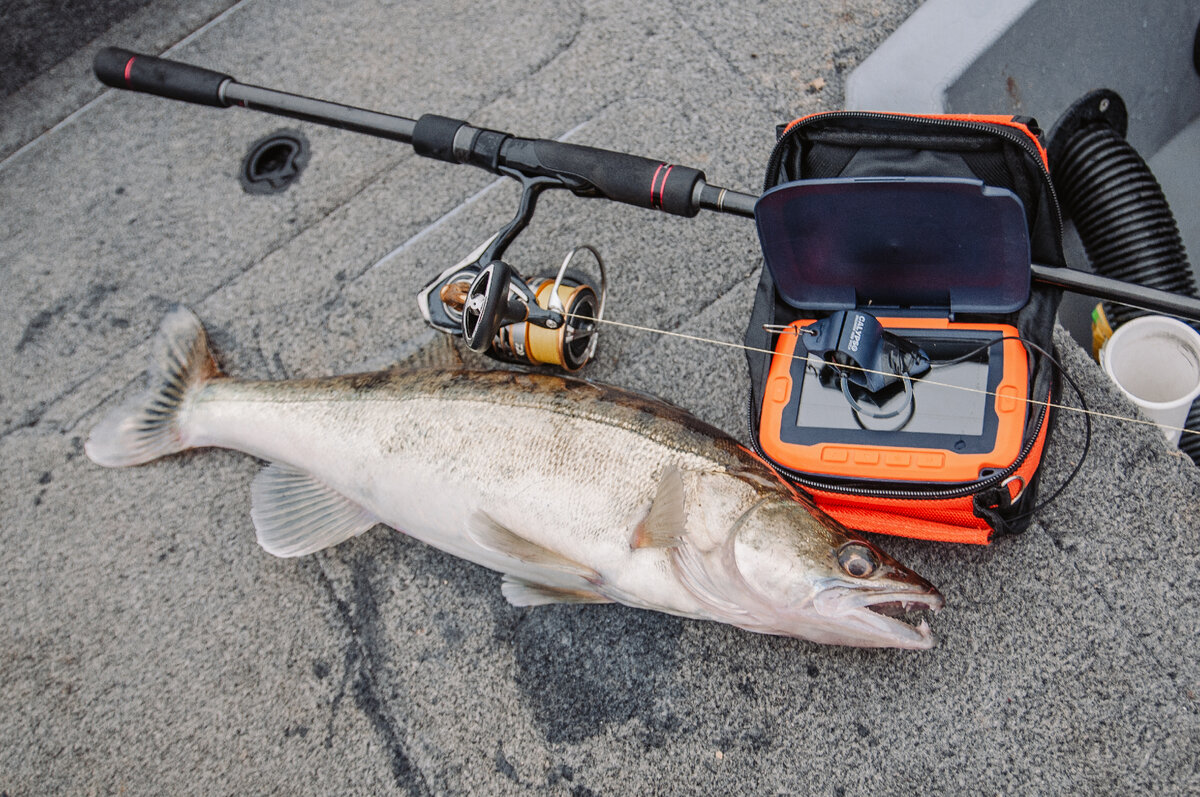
[
  {"x1": 760, "y1": 318, "x2": 1029, "y2": 483},
  {"x1": 809, "y1": 403, "x2": 1053, "y2": 544},
  {"x1": 779, "y1": 112, "x2": 1049, "y2": 168},
  {"x1": 764, "y1": 110, "x2": 1051, "y2": 543}
]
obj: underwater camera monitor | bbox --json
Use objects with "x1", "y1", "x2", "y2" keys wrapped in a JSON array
[{"x1": 760, "y1": 318, "x2": 1029, "y2": 483}]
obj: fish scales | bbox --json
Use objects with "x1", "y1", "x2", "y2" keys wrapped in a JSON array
[
  {"x1": 188, "y1": 370, "x2": 756, "y2": 612},
  {"x1": 86, "y1": 307, "x2": 944, "y2": 648}
]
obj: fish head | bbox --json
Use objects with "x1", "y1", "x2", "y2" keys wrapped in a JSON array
[{"x1": 722, "y1": 497, "x2": 944, "y2": 649}]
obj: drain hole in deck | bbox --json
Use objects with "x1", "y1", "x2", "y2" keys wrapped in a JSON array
[{"x1": 240, "y1": 130, "x2": 309, "y2": 194}]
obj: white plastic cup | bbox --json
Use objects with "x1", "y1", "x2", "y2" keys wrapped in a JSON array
[{"x1": 1099, "y1": 315, "x2": 1200, "y2": 445}]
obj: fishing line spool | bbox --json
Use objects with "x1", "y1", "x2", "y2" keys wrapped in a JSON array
[
  {"x1": 415, "y1": 169, "x2": 608, "y2": 371},
  {"x1": 433, "y1": 246, "x2": 606, "y2": 371},
  {"x1": 496, "y1": 247, "x2": 605, "y2": 371}
]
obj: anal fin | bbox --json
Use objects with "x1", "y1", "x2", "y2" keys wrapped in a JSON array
[
  {"x1": 251, "y1": 463, "x2": 379, "y2": 557},
  {"x1": 500, "y1": 575, "x2": 612, "y2": 607}
]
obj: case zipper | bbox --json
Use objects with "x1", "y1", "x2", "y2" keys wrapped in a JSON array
[
  {"x1": 746, "y1": 386, "x2": 1050, "y2": 501},
  {"x1": 762, "y1": 111, "x2": 1064, "y2": 242}
]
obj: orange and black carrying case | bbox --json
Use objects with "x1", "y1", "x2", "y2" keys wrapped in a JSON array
[{"x1": 745, "y1": 112, "x2": 1067, "y2": 544}]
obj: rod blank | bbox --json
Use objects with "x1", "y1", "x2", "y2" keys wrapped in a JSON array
[{"x1": 92, "y1": 47, "x2": 1200, "y2": 322}]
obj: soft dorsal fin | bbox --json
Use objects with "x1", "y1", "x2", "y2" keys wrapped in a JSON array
[
  {"x1": 630, "y1": 464, "x2": 688, "y2": 550},
  {"x1": 398, "y1": 335, "x2": 465, "y2": 371},
  {"x1": 250, "y1": 463, "x2": 379, "y2": 557},
  {"x1": 500, "y1": 575, "x2": 612, "y2": 607},
  {"x1": 468, "y1": 512, "x2": 599, "y2": 582}
]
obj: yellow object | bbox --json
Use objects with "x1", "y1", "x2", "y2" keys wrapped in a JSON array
[
  {"x1": 1091, "y1": 303, "x2": 1114, "y2": 361},
  {"x1": 488, "y1": 277, "x2": 599, "y2": 370},
  {"x1": 526, "y1": 281, "x2": 574, "y2": 367}
]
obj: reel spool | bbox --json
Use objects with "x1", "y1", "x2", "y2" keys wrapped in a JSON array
[
  {"x1": 498, "y1": 262, "x2": 603, "y2": 371},
  {"x1": 427, "y1": 245, "x2": 606, "y2": 371}
]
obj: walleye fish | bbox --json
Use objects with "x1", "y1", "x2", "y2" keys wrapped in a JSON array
[{"x1": 87, "y1": 307, "x2": 943, "y2": 649}]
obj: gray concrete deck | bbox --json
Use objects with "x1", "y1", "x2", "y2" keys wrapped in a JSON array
[{"x1": 1, "y1": 0, "x2": 1197, "y2": 793}]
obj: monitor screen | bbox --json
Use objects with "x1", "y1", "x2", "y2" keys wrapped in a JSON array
[{"x1": 794, "y1": 354, "x2": 989, "y2": 437}]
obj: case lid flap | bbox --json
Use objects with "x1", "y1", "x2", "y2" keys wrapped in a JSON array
[{"x1": 755, "y1": 177, "x2": 1031, "y2": 314}]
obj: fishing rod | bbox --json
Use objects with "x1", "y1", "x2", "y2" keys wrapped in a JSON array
[{"x1": 93, "y1": 47, "x2": 1200, "y2": 368}]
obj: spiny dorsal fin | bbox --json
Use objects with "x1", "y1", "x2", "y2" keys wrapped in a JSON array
[
  {"x1": 468, "y1": 512, "x2": 599, "y2": 582},
  {"x1": 251, "y1": 463, "x2": 379, "y2": 557},
  {"x1": 630, "y1": 464, "x2": 687, "y2": 550},
  {"x1": 500, "y1": 575, "x2": 612, "y2": 607}
]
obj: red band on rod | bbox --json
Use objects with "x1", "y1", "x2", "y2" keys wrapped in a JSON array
[
  {"x1": 649, "y1": 163, "x2": 665, "y2": 208},
  {"x1": 656, "y1": 164, "x2": 675, "y2": 209}
]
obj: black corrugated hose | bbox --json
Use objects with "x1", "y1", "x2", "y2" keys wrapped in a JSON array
[{"x1": 1052, "y1": 110, "x2": 1200, "y2": 464}]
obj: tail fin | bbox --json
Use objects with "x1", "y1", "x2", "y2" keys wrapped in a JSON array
[{"x1": 86, "y1": 306, "x2": 221, "y2": 467}]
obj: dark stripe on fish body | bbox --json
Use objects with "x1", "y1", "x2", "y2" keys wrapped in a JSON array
[{"x1": 221, "y1": 368, "x2": 776, "y2": 482}]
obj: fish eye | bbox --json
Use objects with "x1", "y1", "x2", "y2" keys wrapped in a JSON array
[{"x1": 837, "y1": 542, "x2": 878, "y2": 579}]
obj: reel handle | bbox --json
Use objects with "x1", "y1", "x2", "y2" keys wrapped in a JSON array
[
  {"x1": 462, "y1": 261, "x2": 528, "y2": 352},
  {"x1": 94, "y1": 47, "x2": 232, "y2": 107}
]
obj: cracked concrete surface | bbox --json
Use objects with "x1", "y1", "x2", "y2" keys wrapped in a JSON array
[{"x1": 2, "y1": 0, "x2": 1199, "y2": 794}]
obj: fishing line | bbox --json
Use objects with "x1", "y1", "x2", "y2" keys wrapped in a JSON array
[
  {"x1": 922, "y1": 334, "x2": 1092, "y2": 516},
  {"x1": 1006, "y1": 337, "x2": 1091, "y2": 521},
  {"x1": 566, "y1": 312, "x2": 1200, "y2": 440},
  {"x1": 571, "y1": 314, "x2": 1105, "y2": 517}
]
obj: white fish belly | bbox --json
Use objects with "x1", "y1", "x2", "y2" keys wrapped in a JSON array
[{"x1": 181, "y1": 377, "x2": 716, "y2": 615}]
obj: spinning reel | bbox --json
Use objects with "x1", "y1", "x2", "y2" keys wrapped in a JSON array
[{"x1": 417, "y1": 174, "x2": 607, "y2": 371}]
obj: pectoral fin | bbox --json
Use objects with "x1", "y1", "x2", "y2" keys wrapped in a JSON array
[
  {"x1": 468, "y1": 512, "x2": 600, "y2": 583},
  {"x1": 500, "y1": 575, "x2": 612, "y2": 607},
  {"x1": 251, "y1": 463, "x2": 379, "y2": 557},
  {"x1": 630, "y1": 464, "x2": 688, "y2": 550}
]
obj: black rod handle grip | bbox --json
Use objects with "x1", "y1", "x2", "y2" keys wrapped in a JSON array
[
  {"x1": 94, "y1": 47, "x2": 233, "y2": 107},
  {"x1": 499, "y1": 138, "x2": 704, "y2": 217},
  {"x1": 411, "y1": 115, "x2": 705, "y2": 216}
]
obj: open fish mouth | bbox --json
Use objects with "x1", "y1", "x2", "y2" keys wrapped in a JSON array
[
  {"x1": 805, "y1": 583, "x2": 945, "y2": 649},
  {"x1": 853, "y1": 588, "x2": 945, "y2": 648},
  {"x1": 866, "y1": 595, "x2": 943, "y2": 618}
]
